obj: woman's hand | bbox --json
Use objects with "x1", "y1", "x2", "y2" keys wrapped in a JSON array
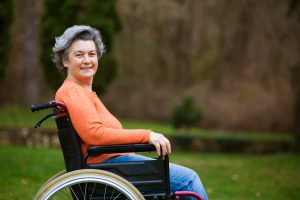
[{"x1": 149, "y1": 132, "x2": 171, "y2": 156}]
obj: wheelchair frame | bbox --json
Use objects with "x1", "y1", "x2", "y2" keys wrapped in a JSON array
[{"x1": 31, "y1": 100, "x2": 204, "y2": 200}]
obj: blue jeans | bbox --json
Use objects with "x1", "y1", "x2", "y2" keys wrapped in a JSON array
[{"x1": 102, "y1": 154, "x2": 208, "y2": 200}]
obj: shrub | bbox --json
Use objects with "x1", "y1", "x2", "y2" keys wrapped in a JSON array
[{"x1": 171, "y1": 94, "x2": 203, "y2": 129}]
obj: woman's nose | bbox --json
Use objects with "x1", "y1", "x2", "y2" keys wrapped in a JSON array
[{"x1": 83, "y1": 54, "x2": 91, "y2": 63}]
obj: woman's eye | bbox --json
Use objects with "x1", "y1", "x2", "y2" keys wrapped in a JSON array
[
  {"x1": 89, "y1": 52, "x2": 96, "y2": 57},
  {"x1": 75, "y1": 54, "x2": 83, "y2": 58}
]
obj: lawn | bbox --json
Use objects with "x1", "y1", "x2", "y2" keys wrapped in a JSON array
[
  {"x1": 0, "y1": 145, "x2": 299, "y2": 200},
  {"x1": 0, "y1": 105, "x2": 293, "y2": 141}
]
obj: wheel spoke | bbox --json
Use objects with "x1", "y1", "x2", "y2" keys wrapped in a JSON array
[
  {"x1": 113, "y1": 192, "x2": 122, "y2": 200},
  {"x1": 84, "y1": 182, "x2": 87, "y2": 200},
  {"x1": 104, "y1": 185, "x2": 107, "y2": 199},
  {"x1": 79, "y1": 184, "x2": 84, "y2": 198},
  {"x1": 110, "y1": 188, "x2": 115, "y2": 200},
  {"x1": 89, "y1": 182, "x2": 96, "y2": 200},
  {"x1": 70, "y1": 186, "x2": 79, "y2": 200}
]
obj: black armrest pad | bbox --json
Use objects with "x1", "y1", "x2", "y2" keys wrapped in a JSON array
[{"x1": 87, "y1": 144, "x2": 156, "y2": 155}]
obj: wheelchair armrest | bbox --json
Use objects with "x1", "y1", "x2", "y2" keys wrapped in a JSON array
[{"x1": 87, "y1": 143, "x2": 156, "y2": 155}]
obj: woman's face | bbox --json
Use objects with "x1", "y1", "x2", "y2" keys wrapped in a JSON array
[{"x1": 63, "y1": 40, "x2": 98, "y2": 84}]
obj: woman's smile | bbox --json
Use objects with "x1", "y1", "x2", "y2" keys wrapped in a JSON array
[{"x1": 80, "y1": 66, "x2": 94, "y2": 71}]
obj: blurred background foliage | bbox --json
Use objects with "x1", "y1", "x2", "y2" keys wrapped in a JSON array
[
  {"x1": 0, "y1": 0, "x2": 300, "y2": 137},
  {"x1": 0, "y1": 2, "x2": 299, "y2": 199}
]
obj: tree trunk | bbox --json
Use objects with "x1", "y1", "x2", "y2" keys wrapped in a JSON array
[
  {"x1": 291, "y1": 65, "x2": 300, "y2": 153},
  {"x1": 3, "y1": 0, "x2": 42, "y2": 105}
]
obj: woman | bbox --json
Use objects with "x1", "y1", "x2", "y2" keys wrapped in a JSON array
[{"x1": 54, "y1": 25, "x2": 208, "y2": 200}]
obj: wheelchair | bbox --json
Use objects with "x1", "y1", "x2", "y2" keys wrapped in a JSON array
[{"x1": 31, "y1": 100, "x2": 204, "y2": 200}]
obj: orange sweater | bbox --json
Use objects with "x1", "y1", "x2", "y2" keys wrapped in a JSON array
[{"x1": 55, "y1": 78, "x2": 151, "y2": 163}]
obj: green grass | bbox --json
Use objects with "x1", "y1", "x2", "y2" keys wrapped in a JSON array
[
  {"x1": 0, "y1": 145, "x2": 299, "y2": 200},
  {"x1": 122, "y1": 119, "x2": 292, "y2": 141},
  {"x1": 0, "y1": 106, "x2": 293, "y2": 141},
  {"x1": 171, "y1": 152, "x2": 300, "y2": 199},
  {"x1": 0, "y1": 145, "x2": 64, "y2": 199}
]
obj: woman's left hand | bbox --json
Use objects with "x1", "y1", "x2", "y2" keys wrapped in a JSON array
[{"x1": 149, "y1": 132, "x2": 172, "y2": 156}]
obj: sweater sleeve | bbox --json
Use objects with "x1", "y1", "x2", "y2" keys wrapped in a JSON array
[{"x1": 56, "y1": 86, "x2": 150, "y2": 146}]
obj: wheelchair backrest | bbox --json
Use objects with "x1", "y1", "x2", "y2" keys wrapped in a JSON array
[{"x1": 55, "y1": 114, "x2": 85, "y2": 172}]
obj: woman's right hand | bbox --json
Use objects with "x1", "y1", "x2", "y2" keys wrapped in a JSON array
[{"x1": 149, "y1": 132, "x2": 171, "y2": 156}]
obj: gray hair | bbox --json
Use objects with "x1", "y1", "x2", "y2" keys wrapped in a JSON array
[{"x1": 52, "y1": 25, "x2": 106, "y2": 72}]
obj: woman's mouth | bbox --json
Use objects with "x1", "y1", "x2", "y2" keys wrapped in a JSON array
[{"x1": 80, "y1": 66, "x2": 93, "y2": 70}]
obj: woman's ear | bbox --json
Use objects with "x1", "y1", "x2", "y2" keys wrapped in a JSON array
[{"x1": 62, "y1": 57, "x2": 69, "y2": 68}]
